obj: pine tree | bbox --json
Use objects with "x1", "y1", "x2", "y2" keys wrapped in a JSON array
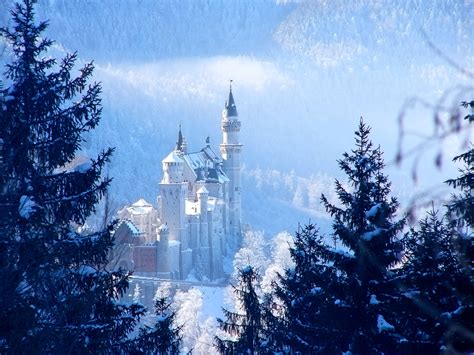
[
  {"x1": 0, "y1": 1, "x2": 144, "y2": 352},
  {"x1": 136, "y1": 295, "x2": 182, "y2": 354},
  {"x1": 396, "y1": 209, "x2": 459, "y2": 352},
  {"x1": 443, "y1": 102, "x2": 474, "y2": 352},
  {"x1": 271, "y1": 223, "x2": 344, "y2": 353},
  {"x1": 215, "y1": 265, "x2": 264, "y2": 354},
  {"x1": 318, "y1": 118, "x2": 405, "y2": 353}
]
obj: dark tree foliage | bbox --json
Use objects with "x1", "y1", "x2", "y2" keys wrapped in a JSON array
[
  {"x1": 318, "y1": 118, "x2": 405, "y2": 353},
  {"x1": 0, "y1": 1, "x2": 144, "y2": 352},
  {"x1": 271, "y1": 224, "x2": 346, "y2": 354},
  {"x1": 267, "y1": 120, "x2": 405, "y2": 354},
  {"x1": 396, "y1": 210, "x2": 459, "y2": 352},
  {"x1": 443, "y1": 103, "x2": 474, "y2": 353},
  {"x1": 135, "y1": 296, "x2": 182, "y2": 354},
  {"x1": 215, "y1": 265, "x2": 264, "y2": 354}
]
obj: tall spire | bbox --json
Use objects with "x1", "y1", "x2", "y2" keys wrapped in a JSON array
[
  {"x1": 223, "y1": 79, "x2": 238, "y2": 117},
  {"x1": 176, "y1": 124, "x2": 183, "y2": 151}
]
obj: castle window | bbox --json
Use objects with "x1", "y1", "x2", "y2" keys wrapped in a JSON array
[{"x1": 235, "y1": 187, "x2": 238, "y2": 191}]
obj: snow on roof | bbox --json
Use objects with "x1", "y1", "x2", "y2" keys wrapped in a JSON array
[
  {"x1": 123, "y1": 220, "x2": 141, "y2": 236},
  {"x1": 132, "y1": 198, "x2": 152, "y2": 208},
  {"x1": 181, "y1": 146, "x2": 226, "y2": 182},
  {"x1": 125, "y1": 198, "x2": 155, "y2": 215},
  {"x1": 202, "y1": 146, "x2": 221, "y2": 162},
  {"x1": 197, "y1": 185, "x2": 209, "y2": 194},
  {"x1": 162, "y1": 150, "x2": 183, "y2": 164},
  {"x1": 182, "y1": 151, "x2": 209, "y2": 170}
]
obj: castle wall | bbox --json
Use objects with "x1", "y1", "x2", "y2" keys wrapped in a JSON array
[
  {"x1": 159, "y1": 182, "x2": 188, "y2": 244},
  {"x1": 133, "y1": 246, "x2": 158, "y2": 276}
]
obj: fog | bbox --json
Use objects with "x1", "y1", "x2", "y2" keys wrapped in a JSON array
[{"x1": 1, "y1": 0, "x2": 472, "y2": 234}]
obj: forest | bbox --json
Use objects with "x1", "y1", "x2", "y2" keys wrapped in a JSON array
[{"x1": 0, "y1": 0, "x2": 472, "y2": 354}]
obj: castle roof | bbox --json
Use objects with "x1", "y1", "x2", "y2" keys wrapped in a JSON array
[
  {"x1": 133, "y1": 198, "x2": 152, "y2": 208},
  {"x1": 176, "y1": 125, "x2": 183, "y2": 151},
  {"x1": 222, "y1": 82, "x2": 238, "y2": 118},
  {"x1": 123, "y1": 198, "x2": 154, "y2": 215},
  {"x1": 118, "y1": 220, "x2": 141, "y2": 236},
  {"x1": 197, "y1": 185, "x2": 209, "y2": 194},
  {"x1": 162, "y1": 150, "x2": 182, "y2": 164},
  {"x1": 181, "y1": 146, "x2": 229, "y2": 184}
]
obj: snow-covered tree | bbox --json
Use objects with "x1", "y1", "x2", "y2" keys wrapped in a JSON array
[
  {"x1": 232, "y1": 230, "x2": 269, "y2": 280},
  {"x1": 319, "y1": 118, "x2": 405, "y2": 353},
  {"x1": 133, "y1": 283, "x2": 143, "y2": 304},
  {"x1": 194, "y1": 317, "x2": 219, "y2": 355},
  {"x1": 396, "y1": 209, "x2": 459, "y2": 352},
  {"x1": 154, "y1": 281, "x2": 172, "y2": 301},
  {"x1": 136, "y1": 295, "x2": 182, "y2": 354},
  {"x1": 320, "y1": 118, "x2": 404, "y2": 353},
  {"x1": 261, "y1": 231, "x2": 294, "y2": 294},
  {"x1": 174, "y1": 288, "x2": 204, "y2": 353},
  {"x1": 215, "y1": 265, "x2": 264, "y2": 354},
  {"x1": 271, "y1": 224, "x2": 342, "y2": 353},
  {"x1": 443, "y1": 102, "x2": 474, "y2": 353},
  {"x1": 0, "y1": 1, "x2": 144, "y2": 352}
]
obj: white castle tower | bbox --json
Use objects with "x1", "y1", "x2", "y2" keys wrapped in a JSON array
[
  {"x1": 158, "y1": 145, "x2": 187, "y2": 246},
  {"x1": 220, "y1": 81, "x2": 242, "y2": 245}
]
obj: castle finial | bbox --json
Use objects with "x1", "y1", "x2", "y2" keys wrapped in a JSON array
[
  {"x1": 176, "y1": 124, "x2": 183, "y2": 151},
  {"x1": 229, "y1": 79, "x2": 233, "y2": 92}
]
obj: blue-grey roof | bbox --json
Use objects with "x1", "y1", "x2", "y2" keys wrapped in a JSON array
[
  {"x1": 181, "y1": 146, "x2": 229, "y2": 184},
  {"x1": 223, "y1": 87, "x2": 238, "y2": 117}
]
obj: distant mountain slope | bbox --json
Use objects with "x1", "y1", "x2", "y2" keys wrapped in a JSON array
[
  {"x1": 0, "y1": 0, "x2": 471, "y2": 233},
  {"x1": 275, "y1": 0, "x2": 472, "y2": 67},
  {"x1": 8, "y1": 0, "x2": 292, "y2": 61}
]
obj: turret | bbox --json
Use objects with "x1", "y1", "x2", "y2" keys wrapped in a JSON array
[
  {"x1": 159, "y1": 129, "x2": 188, "y2": 246},
  {"x1": 197, "y1": 185, "x2": 209, "y2": 221},
  {"x1": 161, "y1": 150, "x2": 184, "y2": 183},
  {"x1": 220, "y1": 81, "x2": 243, "y2": 248},
  {"x1": 158, "y1": 223, "x2": 169, "y2": 249},
  {"x1": 221, "y1": 82, "x2": 241, "y2": 145}
]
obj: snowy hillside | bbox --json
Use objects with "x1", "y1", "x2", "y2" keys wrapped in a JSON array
[{"x1": 1, "y1": 0, "x2": 472, "y2": 234}]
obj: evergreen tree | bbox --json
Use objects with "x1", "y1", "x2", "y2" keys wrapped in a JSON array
[
  {"x1": 318, "y1": 118, "x2": 405, "y2": 353},
  {"x1": 396, "y1": 209, "x2": 459, "y2": 352},
  {"x1": 443, "y1": 102, "x2": 474, "y2": 352},
  {"x1": 215, "y1": 265, "x2": 264, "y2": 354},
  {"x1": 0, "y1": 1, "x2": 144, "y2": 352},
  {"x1": 136, "y1": 295, "x2": 182, "y2": 354},
  {"x1": 271, "y1": 223, "x2": 344, "y2": 353}
]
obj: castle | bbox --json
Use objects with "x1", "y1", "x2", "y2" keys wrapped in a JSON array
[{"x1": 111, "y1": 85, "x2": 242, "y2": 281}]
